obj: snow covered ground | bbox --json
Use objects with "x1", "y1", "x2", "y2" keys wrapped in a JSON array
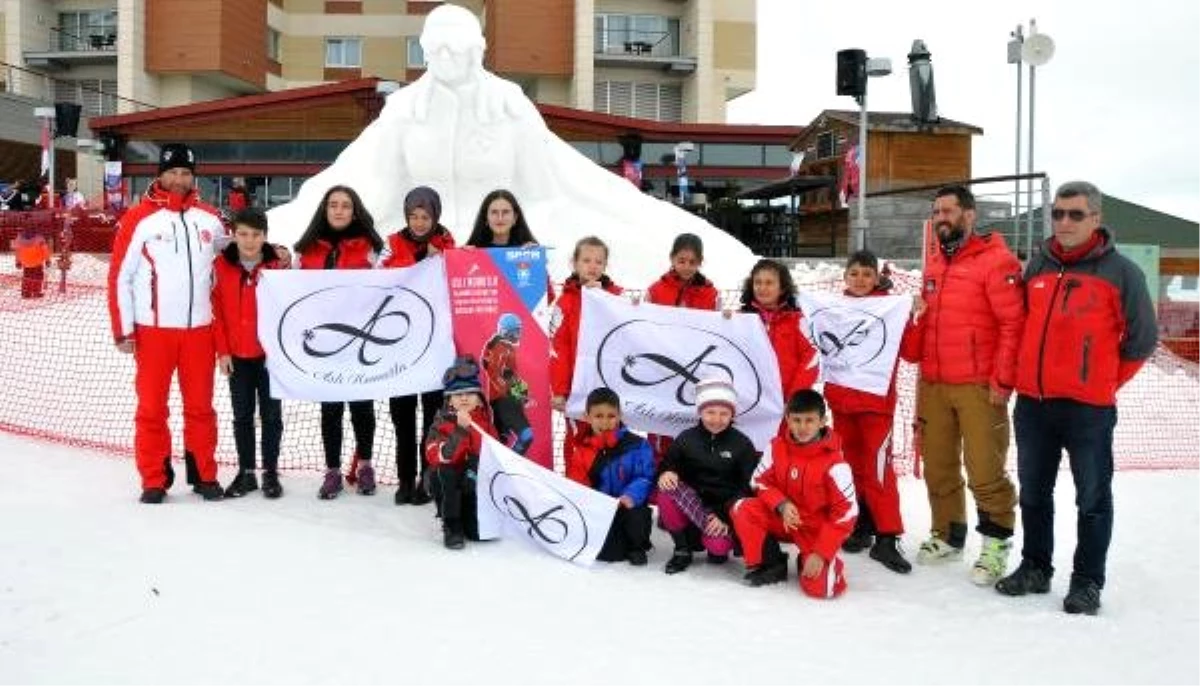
[{"x1": 1, "y1": 431, "x2": 1196, "y2": 685}]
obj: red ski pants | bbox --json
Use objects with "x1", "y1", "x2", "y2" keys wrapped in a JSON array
[
  {"x1": 133, "y1": 325, "x2": 218, "y2": 489},
  {"x1": 833, "y1": 411, "x2": 903, "y2": 535},
  {"x1": 731, "y1": 497, "x2": 847, "y2": 598}
]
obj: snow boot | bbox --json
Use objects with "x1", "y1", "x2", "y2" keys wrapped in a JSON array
[
  {"x1": 163, "y1": 457, "x2": 175, "y2": 490},
  {"x1": 224, "y1": 470, "x2": 259, "y2": 498},
  {"x1": 1063, "y1": 576, "x2": 1102, "y2": 616},
  {"x1": 970, "y1": 536, "x2": 1012, "y2": 586},
  {"x1": 394, "y1": 480, "x2": 414, "y2": 506},
  {"x1": 869, "y1": 535, "x2": 913, "y2": 574},
  {"x1": 261, "y1": 471, "x2": 283, "y2": 499},
  {"x1": 194, "y1": 481, "x2": 225, "y2": 501},
  {"x1": 996, "y1": 561, "x2": 1052, "y2": 596},
  {"x1": 140, "y1": 488, "x2": 166, "y2": 504}
]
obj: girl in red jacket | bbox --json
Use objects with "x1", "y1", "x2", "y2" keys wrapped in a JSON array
[
  {"x1": 550, "y1": 236, "x2": 623, "y2": 466},
  {"x1": 826, "y1": 250, "x2": 925, "y2": 573},
  {"x1": 294, "y1": 185, "x2": 384, "y2": 500},
  {"x1": 381, "y1": 186, "x2": 456, "y2": 506},
  {"x1": 738, "y1": 259, "x2": 819, "y2": 406},
  {"x1": 212, "y1": 208, "x2": 286, "y2": 499},
  {"x1": 424, "y1": 355, "x2": 498, "y2": 549},
  {"x1": 644, "y1": 232, "x2": 720, "y2": 464}
]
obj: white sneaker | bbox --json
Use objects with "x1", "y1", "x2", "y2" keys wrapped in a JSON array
[
  {"x1": 916, "y1": 535, "x2": 963, "y2": 565},
  {"x1": 970, "y1": 536, "x2": 1012, "y2": 586}
]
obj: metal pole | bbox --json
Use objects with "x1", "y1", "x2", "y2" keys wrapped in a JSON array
[
  {"x1": 46, "y1": 117, "x2": 55, "y2": 209},
  {"x1": 1013, "y1": 28, "x2": 1024, "y2": 255},
  {"x1": 1026, "y1": 61, "x2": 1036, "y2": 251},
  {"x1": 854, "y1": 91, "x2": 869, "y2": 251}
]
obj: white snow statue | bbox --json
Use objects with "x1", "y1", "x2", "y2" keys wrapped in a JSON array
[{"x1": 266, "y1": 4, "x2": 757, "y2": 289}]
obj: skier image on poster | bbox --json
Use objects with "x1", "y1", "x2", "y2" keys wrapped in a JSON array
[{"x1": 483, "y1": 312, "x2": 534, "y2": 455}]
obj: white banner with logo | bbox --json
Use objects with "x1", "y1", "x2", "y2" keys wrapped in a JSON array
[
  {"x1": 257, "y1": 259, "x2": 455, "y2": 401},
  {"x1": 476, "y1": 432, "x2": 617, "y2": 567},
  {"x1": 798, "y1": 291, "x2": 911, "y2": 396},
  {"x1": 567, "y1": 289, "x2": 784, "y2": 449}
]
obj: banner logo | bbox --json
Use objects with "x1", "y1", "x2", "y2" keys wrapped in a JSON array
[
  {"x1": 487, "y1": 471, "x2": 591, "y2": 561},
  {"x1": 596, "y1": 320, "x2": 763, "y2": 415},
  {"x1": 278, "y1": 286, "x2": 436, "y2": 384},
  {"x1": 807, "y1": 305, "x2": 888, "y2": 370}
]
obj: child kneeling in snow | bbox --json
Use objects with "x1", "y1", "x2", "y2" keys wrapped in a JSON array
[
  {"x1": 424, "y1": 355, "x2": 498, "y2": 550},
  {"x1": 657, "y1": 378, "x2": 760, "y2": 575},
  {"x1": 566, "y1": 387, "x2": 655, "y2": 566},
  {"x1": 731, "y1": 390, "x2": 858, "y2": 597}
]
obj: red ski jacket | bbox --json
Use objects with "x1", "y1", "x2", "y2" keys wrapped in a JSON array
[
  {"x1": 297, "y1": 236, "x2": 376, "y2": 270},
  {"x1": 550, "y1": 275, "x2": 623, "y2": 397},
  {"x1": 211, "y1": 243, "x2": 284, "y2": 359},
  {"x1": 743, "y1": 301, "x2": 819, "y2": 401},
  {"x1": 919, "y1": 232, "x2": 1025, "y2": 390},
  {"x1": 381, "y1": 226, "x2": 456, "y2": 268},
  {"x1": 646, "y1": 270, "x2": 719, "y2": 311},
  {"x1": 748, "y1": 428, "x2": 858, "y2": 562},
  {"x1": 1015, "y1": 228, "x2": 1158, "y2": 406}
]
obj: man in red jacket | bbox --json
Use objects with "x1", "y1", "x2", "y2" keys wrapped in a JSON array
[
  {"x1": 995, "y1": 181, "x2": 1157, "y2": 616},
  {"x1": 915, "y1": 185, "x2": 1025, "y2": 587}
]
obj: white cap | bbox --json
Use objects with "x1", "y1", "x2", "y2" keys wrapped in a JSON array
[{"x1": 695, "y1": 377, "x2": 737, "y2": 415}]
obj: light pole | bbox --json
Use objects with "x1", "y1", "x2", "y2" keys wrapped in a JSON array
[
  {"x1": 1009, "y1": 20, "x2": 1055, "y2": 253},
  {"x1": 851, "y1": 57, "x2": 892, "y2": 251},
  {"x1": 33, "y1": 106, "x2": 56, "y2": 209}
]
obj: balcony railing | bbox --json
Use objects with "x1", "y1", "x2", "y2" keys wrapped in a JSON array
[
  {"x1": 51, "y1": 27, "x2": 118, "y2": 53},
  {"x1": 595, "y1": 29, "x2": 680, "y2": 59}
]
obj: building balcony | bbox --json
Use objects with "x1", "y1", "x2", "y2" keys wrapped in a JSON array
[
  {"x1": 24, "y1": 27, "x2": 119, "y2": 70},
  {"x1": 593, "y1": 28, "x2": 696, "y2": 73}
]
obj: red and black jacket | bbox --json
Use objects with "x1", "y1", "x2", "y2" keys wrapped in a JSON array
[
  {"x1": 211, "y1": 243, "x2": 284, "y2": 359},
  {"x1": 424, "y1": 405, "x2": 498, "y2": 468},
  {"x1": 1015, "y1": 228, "x2": 1157, "y2": 406}
]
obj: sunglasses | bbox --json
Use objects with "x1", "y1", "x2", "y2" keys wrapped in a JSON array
[{"x1": 1051, "y1": 208, "x2": 1095, "y2": 222}]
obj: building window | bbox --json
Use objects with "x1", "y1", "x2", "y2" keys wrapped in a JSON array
[
  {"x1": 816, "y1": 131, "x2": 837, "y2": 159},
  {"x1": 53, "y1": 79, "x2": 118, "y2": 116},
  {"x1": 267, "y1": 29, "x2": 282, "y2": 62},
  {"x1": 701, "y1": 144, "x2": 764, "y2": 167},
  {"x1": 593, "y1": 81, "x2": 682, "y2": 122},
  {"x1": 58, "y1": 9, "x2": 118, "y2": 51},
  {"x1": 325, "y1": 37, "x2": 362, "y2": 67},
  {"x1": 406, "y1": 37, "x2": 426, "y2": 69},
  {"x1": 594, "y1": 14, "x2": 680, "y2": 57}
]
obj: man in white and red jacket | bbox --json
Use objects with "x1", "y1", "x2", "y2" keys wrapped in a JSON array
[{"x1": 107, "y1": 143, "x2": 228, "y2": 504}]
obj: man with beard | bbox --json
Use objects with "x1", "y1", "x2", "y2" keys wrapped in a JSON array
[{"x1": 913, "y1": 185, "x2": 1025, "y2": 587}]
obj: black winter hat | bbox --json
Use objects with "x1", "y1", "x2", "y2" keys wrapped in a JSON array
[{"x1": 158, "y1": 143, "x2": 196, "y2": 175}]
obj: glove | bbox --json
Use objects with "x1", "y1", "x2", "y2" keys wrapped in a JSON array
[
  {"x1": 464, "y1": 456, "x2": 479, "y2": 485},
  {"x1": 510, "y1": 379, "x2": 529, "y2": 402}
]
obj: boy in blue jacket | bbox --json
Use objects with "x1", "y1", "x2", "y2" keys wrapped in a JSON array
[{"x1": 566, "y1": 387, "x2": 655, "y2": 566}]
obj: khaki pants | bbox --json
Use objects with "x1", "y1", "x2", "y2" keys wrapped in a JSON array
[{"x1": 917, "y1": 381, "x2": 1016, "y2": 544}]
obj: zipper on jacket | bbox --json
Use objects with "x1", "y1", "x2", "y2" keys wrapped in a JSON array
[
  {"x1": 182, "y1": 211, "x2": 194, "y2": 328},
  {"x1": 1035, "y1": 267, "x2": 1066, "y2": 399},
  {"x1": 1080, "y1": 335, "x2": 1091, "y2": 383},
  {"x1": 171, "y1": 220, "x2": 179, "y2": 254}
]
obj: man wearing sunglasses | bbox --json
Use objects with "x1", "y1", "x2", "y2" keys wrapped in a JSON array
[{"x1": 996, "y1": 181, "x2": 1157, "y2": 616}]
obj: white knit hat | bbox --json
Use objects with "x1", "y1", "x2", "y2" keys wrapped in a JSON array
[{"x1": 695, "y1": 377, "x2": 737, "y2": 415}]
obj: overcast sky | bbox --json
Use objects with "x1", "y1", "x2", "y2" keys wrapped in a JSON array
[{"x1": 727, "y1": 0, "x2": 1200, "y2": 222}]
